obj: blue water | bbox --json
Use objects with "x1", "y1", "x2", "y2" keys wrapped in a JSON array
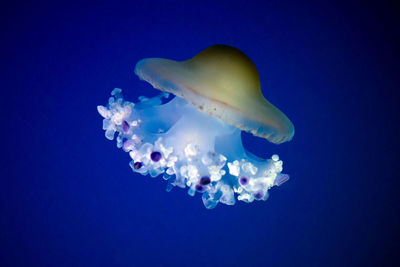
[{"x1": 1, "y1": 1, "x2": 399, "y2": 266}]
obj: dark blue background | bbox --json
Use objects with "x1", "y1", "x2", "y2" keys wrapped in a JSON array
[{"x1": 1, "y1": 1, "x2": 399, "y2": 266}]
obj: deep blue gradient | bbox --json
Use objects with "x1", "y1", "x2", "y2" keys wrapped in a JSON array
[{"x1": 1, "y1": 1, "x2": 399, "y2": 266}]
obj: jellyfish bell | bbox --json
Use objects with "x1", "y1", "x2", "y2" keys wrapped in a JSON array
[
  {"x1": 97, "y1": 45, "x2": 294, "y2": 209},
  {"x1": 135, "y1": 44, "x2": 294, "y2": 144}
]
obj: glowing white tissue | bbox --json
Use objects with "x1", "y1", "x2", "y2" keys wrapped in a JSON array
[{"x1": 98, "y1": 89, "x2": 290, "y2": 209}]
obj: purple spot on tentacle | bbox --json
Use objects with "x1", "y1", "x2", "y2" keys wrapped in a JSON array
[
  {"x1": 133, "y1": 162, "x2": 143, "y2": 170},
  {"x1": 195, "y1": 184, "x2": 205, "y2": 192},
  {"x1": 254, "y1": 191, "x2": 264, "y2": 200},
  {"x1": 239, "y1": 176, "x2": 248, "y2": 185},
  {"x1": 200, "y1": 176, "x2": 211, "y2": 185},
  {"x1": 150, "y1": 151, "x2": 162, "y2": 162},
  {"x1": 274, "y1": 174, "x2": 290, "y2": 186},
  {"x1": 122, "y1": 120, "x2": 130, "y2": 133}
]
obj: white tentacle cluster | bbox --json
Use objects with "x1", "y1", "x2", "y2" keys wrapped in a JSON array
[{"x1": 98, "y1": 89, "x2": 289, "y2": 209}]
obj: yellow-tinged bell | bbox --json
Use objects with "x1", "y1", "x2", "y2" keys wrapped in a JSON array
[{"x1": 135, "y1": 44, "x2": 294, "y2": 144}]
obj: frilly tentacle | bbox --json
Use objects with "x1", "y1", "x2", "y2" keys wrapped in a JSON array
[{"x1": 98, "y1": 89, "x2": 289, "y2": 209}]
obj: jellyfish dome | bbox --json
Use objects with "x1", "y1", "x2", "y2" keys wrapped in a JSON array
[{"x1": 97, "y1": 45, "x2": 294, "y2": 209}]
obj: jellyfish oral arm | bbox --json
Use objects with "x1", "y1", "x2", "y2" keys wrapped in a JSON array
[{"x1": 98, "y1": 89, "x2": 289, "y2": 209}]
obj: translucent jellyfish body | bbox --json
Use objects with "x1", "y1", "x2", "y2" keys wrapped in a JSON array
[{"x1": 98, "y1": 45, "x2": 294, "y2": 209}]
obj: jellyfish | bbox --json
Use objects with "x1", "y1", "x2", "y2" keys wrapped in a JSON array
[{"x1": 97, "y1": 45, "x2": 294, "y2": 209}]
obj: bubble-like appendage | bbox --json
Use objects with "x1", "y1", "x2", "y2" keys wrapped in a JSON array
[{"x1": 97, "y1": 89, "x2": 289, "y2": 209}]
